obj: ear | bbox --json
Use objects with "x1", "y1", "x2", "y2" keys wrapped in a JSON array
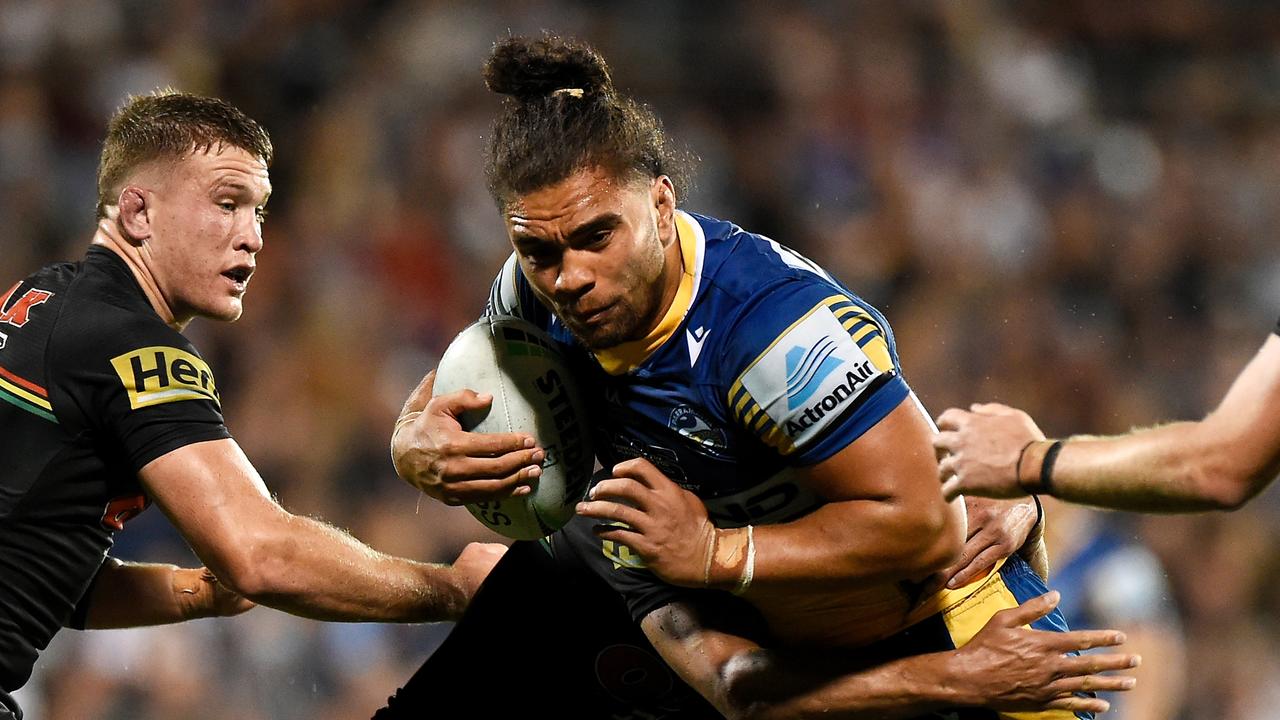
[
  {"x1": 652, "y1": 175, "x2": 677, "y2": 245},
  {"x1": 117, "y1": 186, "x2": 151, "y2": 246}
]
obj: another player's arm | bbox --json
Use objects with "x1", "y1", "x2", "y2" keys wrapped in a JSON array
[
  {"x1": 936, "y1": 334, "x2": 1280, "y2": 512},
  {"x1": 641, "y1": 594, "x2": 1135, "y2": 719},
  {"x1": 140, "y1": 438, "x2": 504, "y2": 622},
  {"x1": 67, "y1": 557, "x2": 252, "y2": 629}
]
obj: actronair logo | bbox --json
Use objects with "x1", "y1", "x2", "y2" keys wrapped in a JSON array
[
  {"x1": 785, "y1": 336, "x2": 844, "y2": 409},
  {"x1": 736, "y1": 301, "x2": 892, "y2": 452},
  {"x1": 110, "y1": 346, "x2": 220, "y2": 410},
  {"x1": 783, "y1": 360, "x2": 878, "y2": 435}
]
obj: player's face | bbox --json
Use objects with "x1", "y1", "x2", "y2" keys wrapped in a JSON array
[
  {"x1": 144, "y1": 145, "x2": 270, "y2": 325},
  {"x1": 505, "y1": 167, "x2": 677, "y2": 350}
]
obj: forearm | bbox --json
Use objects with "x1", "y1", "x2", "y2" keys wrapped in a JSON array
[
  {"x1": 727, "y1": 498, "x2": 963, "y2": 590},
  {"x1": 1020, "y1": 421, "x2": 1257, "y2": 512},
  {"x1": 75, "y1": 559, "x2": 207, "y2": 629},
  {"x1": 233, "y1": 512, "x2": 467, "y2": 622},
  {"x1": 724, "y1": 647, "x2": 969, "y2": 720}
]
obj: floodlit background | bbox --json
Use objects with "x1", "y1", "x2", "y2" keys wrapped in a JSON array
[{"x1": 5, "y1": 1, "x2": 1280, "y2": 718}]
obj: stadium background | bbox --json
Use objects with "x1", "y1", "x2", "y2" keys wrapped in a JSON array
[{"x1": 4, "y1": 1, "x2": 1280, "y2": 717}]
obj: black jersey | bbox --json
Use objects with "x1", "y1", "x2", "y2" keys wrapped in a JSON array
[{"x1": 0, "y1": 246, "x2": 230, "y2": 692}]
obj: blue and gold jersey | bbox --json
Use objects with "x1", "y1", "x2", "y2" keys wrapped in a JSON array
[
  {"x1": 488, "y1": 209, "x2": 914, "y2": 535},
  {"x1": 485, "y1": 211, "x2": 1092, "y2": 720}
]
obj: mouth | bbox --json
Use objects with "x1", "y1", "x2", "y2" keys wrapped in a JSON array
[
  {"x1": 222, "y1": 266, "x2": 254, "y2": 293},
  {"x1": 570, "y1": 302, "x2": 614, "y2": 325}
]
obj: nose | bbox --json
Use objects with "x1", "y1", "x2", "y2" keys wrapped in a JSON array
[
  {"x1": 554, "y1": 248, "x2": 595, "y2": 299},
  {"x1": 236, "y1": 217, "x2": 264, "y2": 255}
]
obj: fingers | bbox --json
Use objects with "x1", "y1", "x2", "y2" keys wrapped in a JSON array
[
  {"x1": 611, "y1": 457, "x2": 664, "y2": 487},
  {"x1": 1048, "y1": 628, "x2": 1130, "y2": 653},
  {"x1": 1044, "y1": 695, "x2": 1111, "y2": 715},
  {"x1": 992, "y1": 590, "x2": 1060, "y2": 627},
  {"x1": 432, "y1": 387, "x2": 497, "y2": 417},
  {"x1": 932, "y1": 430, "x2": 960, "y2": 457},
  {"x1": 441, "y1": 447, "x2": 544, "y2": 481},
  {"x1": 578, "y1": 499, "x2": 649, "y2": 529},
  {"x1": 399, "y1": 370, "x2": 436, "y2": 418},
  {"x1": 1056, "y1": 652, "x2": 1142, "y2": 677},
  {"x1": 969, "y1": 402, "x2": 1017, "y2": 416},
  {"x1": 438, "y1": 471, "x2": 539, "y2": 505},
  {"x1": 941, "y1": 475, "x2": 964, "y2": 501},
  {"x1": 934, "y1": 407, "x2": 969, "y2": 432},
  {"x1": 937, "y1": 454, "x2": 959, "y2": 483},
  {"x1": 446, "y1": 431, "x2": 538, "y2": 457},
  {"x1": 945, "y1": 544, "x2": 1007, "y2": 589}
]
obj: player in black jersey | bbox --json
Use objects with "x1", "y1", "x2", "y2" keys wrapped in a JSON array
[
  {"x1": 0, "y1": 91, "x2": 503, "y2": 720},
  {"x1": 935, "y1": 319, "x2": 1280, "y2": 513}
]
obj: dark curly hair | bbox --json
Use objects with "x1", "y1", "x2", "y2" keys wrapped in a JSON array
[
  {"x1": 482, "y1": 34, "x2": 691, "y2": 209},
  {"x1": 96, "y1": 89, "x2": 272, "y2": 218}
]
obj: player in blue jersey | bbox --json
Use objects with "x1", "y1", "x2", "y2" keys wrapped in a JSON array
[{"x1": 388, "y1": 35, "x2": 1135, "y2": 719}]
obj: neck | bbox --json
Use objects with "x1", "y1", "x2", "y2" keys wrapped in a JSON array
[
  {"x1": 641, "y1": 217, "x2": 685, "y2": 337},
  {"x1": 91, "y1": 217, "x2": 187, "y2": 331}
]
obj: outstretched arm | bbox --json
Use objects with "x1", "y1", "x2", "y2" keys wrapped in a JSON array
[
  {"x1": 140, "y1": 438, "x2": 506, "y2": 622},
  {"x1": 934, "y1": 334, "x2": 1280, "y2": 512},
  {"x1": 643, "y1": 592, "x2": 1137, "y2": 720}
]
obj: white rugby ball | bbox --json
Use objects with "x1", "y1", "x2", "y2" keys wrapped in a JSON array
[{"x1": 433, "y1": 315, "x2": 594, "y2": 540}]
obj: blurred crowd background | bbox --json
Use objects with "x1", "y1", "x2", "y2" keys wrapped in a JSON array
[{"x1": 5, "y1": 0, "x2": 1280, "y2": 718}]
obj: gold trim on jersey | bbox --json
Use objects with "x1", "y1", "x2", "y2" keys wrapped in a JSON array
[
  {"x1": 593, "y1": 211, "x2": 701, "y2": 375},
  {"x1": 933, "y1": 560, "x2": 1082, "y2": 720}
]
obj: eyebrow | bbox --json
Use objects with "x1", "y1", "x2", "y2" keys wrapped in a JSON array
[
  {"x1": 210, "y1": 178, "x2": 271, "y2": 204},
  {"x1": 512, "y1": 213, "x2": 622, "y2": 248}
]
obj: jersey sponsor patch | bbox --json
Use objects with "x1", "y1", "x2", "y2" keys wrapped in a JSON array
[
  {"x1": 0, "y1": 283, "x2": 54, "y2": 328},
  {"x1": 730, "y1": 297, "x2": 893, "y2": 453},
  {"x1": 110, "y1": 346, "x2": 220, "y2": 410}
]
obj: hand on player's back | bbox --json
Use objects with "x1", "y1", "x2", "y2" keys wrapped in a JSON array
[
  {"x1": 391, "y1": 371, "x2": 546, "y2": 505},
  {"x1": 951, "y1": 591, "x2": 1139, "y2": 715}
]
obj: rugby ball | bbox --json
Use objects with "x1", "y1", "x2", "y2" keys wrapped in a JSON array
[{"x1": 433, "y1": 315, "x2": 594, "y2": 540}]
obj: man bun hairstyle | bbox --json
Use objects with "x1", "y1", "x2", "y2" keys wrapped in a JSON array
[
  {"x1": 483, "y1": 34, "x2": 689, "y2": 208},
  {"x1": 96, "y1": 89, "x2": 273, "y2": 219}
]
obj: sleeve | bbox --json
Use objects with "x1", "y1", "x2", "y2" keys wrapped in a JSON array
[
  {"x1": 715, "y1": 279, "x2": 911, "y2": 467},
  {"x1": 52, "y1": 311, "x2": 231, "y2": 473}
]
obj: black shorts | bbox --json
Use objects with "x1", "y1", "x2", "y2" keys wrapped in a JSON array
[{"x1": 372, "y1": 540, "x2": 720, "y2": 719}]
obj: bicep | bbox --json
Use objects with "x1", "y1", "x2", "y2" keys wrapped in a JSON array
[
  {"x1": 138, "y1": 438, "x2": 281, "y2": 576},
  {"x1": 794, "y1": 395, "x2": 945, "y2": 503},
  {"x1": 1203, "y1": 334, "x2": 1280, "y2": 483}
]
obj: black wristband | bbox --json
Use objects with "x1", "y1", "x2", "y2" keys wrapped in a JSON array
[{"x1": 1039, "y1": 440, "x2": 1064, "y2": 495}]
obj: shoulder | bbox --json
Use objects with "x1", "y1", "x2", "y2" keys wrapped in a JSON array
[{"x1": 50, "y1": 286, "x2": 220, "y2": 413}]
